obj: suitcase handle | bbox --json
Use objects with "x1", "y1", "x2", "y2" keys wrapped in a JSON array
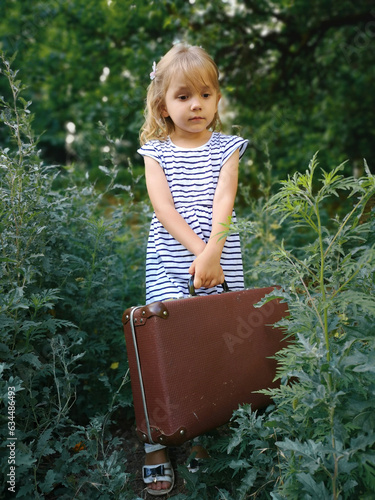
[{"x1": 188, "y1": 275, "x2": 230, "y2": 296}]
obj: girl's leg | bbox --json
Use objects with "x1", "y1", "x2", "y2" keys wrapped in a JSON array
[
  {"x1": 143, "y1": 443, "x2": 174, "y2": 494},
  {"x1": 144, "y1": 443, "x2": 167, "y2": 454},
  {"x1": 188, "y1": 437, "x2": 209, "y2": 472},
  {"x1": 190, "y1": 436, "x2": 209, "y2": 455}
]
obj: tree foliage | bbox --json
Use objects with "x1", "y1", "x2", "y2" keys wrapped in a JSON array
[
  {"x1": 186, "y1": 0, "x2": 375, "y2": 179},
  {"x1": 1, "y1": 0, "x2": 374, "y2": 190}
]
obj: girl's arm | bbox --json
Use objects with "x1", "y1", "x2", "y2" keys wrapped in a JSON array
[
  {"x1": 144, "y1": 156, "x2": 206, "y2": 256},
  {"x1": 189, "y1": 149, "x2": 240, "y2": 289}
]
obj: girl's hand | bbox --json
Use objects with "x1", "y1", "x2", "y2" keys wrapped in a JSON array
[{"x1": 189, "y1": 250, "x2": 225, "y2": 289}]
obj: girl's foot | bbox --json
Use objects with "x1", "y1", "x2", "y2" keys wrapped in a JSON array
[
  {"x1": 187, "y1": 444, "x2": 209, "y2": 473},
  {"x1": 143, "y1": 448, "x2": 174, "y2": 495}
]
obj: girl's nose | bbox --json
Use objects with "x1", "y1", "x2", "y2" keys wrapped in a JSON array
[{"x1": 190, "y1": 96, "x2": 202, "y2": 110}]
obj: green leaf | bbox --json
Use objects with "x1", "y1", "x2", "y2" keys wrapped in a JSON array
[
  {"x1": 38, "y1": 469, "x2": 57, "y2": 494},
  {"x1": 36, "y1": 428, "x2": 55, "y2": 457},
  {"x1": 350, "y1": 433, "x2": 375, "y2": 453},
  {"x1": 296, "y1": 473, "x2": 331, "y2": 499},
  {"x1": 339, "y1": 290, "x2": 375, "y2": 316}
]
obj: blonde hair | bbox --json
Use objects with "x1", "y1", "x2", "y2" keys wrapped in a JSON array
[{"x1": 140, "y1": 43, "x2": 221, "y2": 145}]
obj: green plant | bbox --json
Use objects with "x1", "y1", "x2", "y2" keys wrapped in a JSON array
[
  {"x1": 263, "y1": 154, "x2": 375, "y2": 499},
  {"x1": 0, "y1": 52, "x2": 147, "y2": 498},
  {"x1": 181, "y1": 154, "x2": 375, "y2": 499}
]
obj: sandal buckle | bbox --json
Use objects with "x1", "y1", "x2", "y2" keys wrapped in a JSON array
[{"x1": 143, "y1": 464, "x2": 165, "y2": 480}]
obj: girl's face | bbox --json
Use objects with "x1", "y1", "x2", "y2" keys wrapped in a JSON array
[{"x1": 161, "y1": 70, "x2": 221, "y2": 142}]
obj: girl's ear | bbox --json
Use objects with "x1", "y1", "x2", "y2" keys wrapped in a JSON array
[{"x1": 158, "y1": 98, "x2": 169, "y2": 118}]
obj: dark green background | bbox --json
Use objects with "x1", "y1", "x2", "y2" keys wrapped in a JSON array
[{"x1": 1, "y1": 0, "x2": 374, "y2": 192}]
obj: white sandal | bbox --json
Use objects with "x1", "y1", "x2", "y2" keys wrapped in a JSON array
[
  {"x1": 187, "y1": 457, "x2": 202, "y2": 473},
  {"x1": 142, "y1": 461, "x2": 175, "y2": 496}
]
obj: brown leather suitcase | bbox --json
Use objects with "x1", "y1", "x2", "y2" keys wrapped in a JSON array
[{"x1": 122, "y1": 284, "x2": 288, "y2": 446}]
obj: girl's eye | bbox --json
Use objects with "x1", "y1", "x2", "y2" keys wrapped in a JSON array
[
  {"x1": 203, "y1": 93, "x2": 211, "y2": 98},
  {"x1": 178, "y1": 95, "x2": 189, "y2": 100}
]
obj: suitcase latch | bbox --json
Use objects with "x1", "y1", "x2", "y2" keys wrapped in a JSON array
[{"x1": 122, "y1": 301, "x2": 169, "y2": 326}]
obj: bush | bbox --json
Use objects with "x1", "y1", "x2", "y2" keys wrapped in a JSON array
[
  {"x1": 182, "y1": 155, "x2": 375, "y2": 499},
  {"x1": 0, "y1": 53, "x2": 148, "y2": 498}
]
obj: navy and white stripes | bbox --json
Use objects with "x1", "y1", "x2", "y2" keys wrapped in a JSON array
[{"x1": 138, "y1": 132, "x2": 248, "y2": 304}]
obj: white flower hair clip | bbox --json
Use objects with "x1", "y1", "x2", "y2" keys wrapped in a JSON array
[{"x1": 150, "y1": 61, "x2": 157, "y2": 81}]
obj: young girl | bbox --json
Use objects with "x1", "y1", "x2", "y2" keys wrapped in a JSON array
[{"x1": 137, "y1": 43, "x2": 248, "y2": 496}]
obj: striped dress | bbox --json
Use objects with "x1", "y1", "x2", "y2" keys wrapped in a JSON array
[{"x1": 138, "y1": 132, "x2": 248, "y2": 304}]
